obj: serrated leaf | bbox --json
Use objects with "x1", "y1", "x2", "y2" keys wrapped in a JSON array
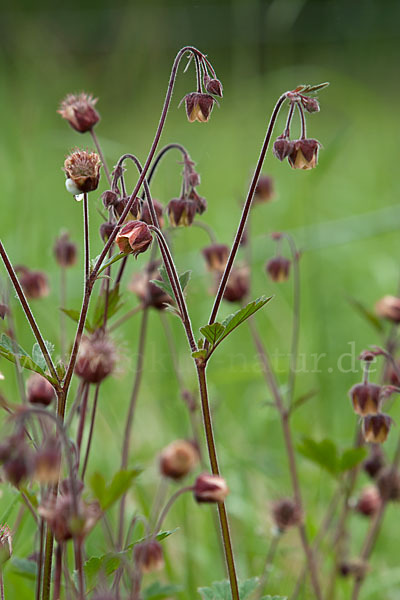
[
  {"x1": 297, "y1": 437, "x2": 339, "y2": 476},
  {"x1": 348, "y1": 297, "x2": 383, "y2": 333},
  {"x1": 133, "y1": 528, "x2": 179, "y2": 547},
  {"x1": 339, "y1": 447, "x2": 367, "y2": 472},
  {"x1": 89, "y1": 469, "x2": 142, "y2": 511},
  {"x1": 84, "y1": 552, "x2": 122, "y2": 590},
  {"x1": 93, "y1": 284, "x2": 124, "y2": 328},
  {"x1": 150, "y1": 278, "x2": 173, "y2": 297},
  {"x1": 32, "y1": 341, "x2": 54, "y2": 372},
  {"x1": 198, "y1": 578, "x2": 260, "y2": 600},
  {"x1": 96, "y1": 251, "x2": 130, "y2": 276},
  {"x1": 142, "y1": 581, "x2": 183, "y2": 600},
  {"x1": 0, "y1": 334, "x2": 55, "y2": 382},
  {"x1": 200, "y1": 323, "x2": 225, "y2": 346},
  {"x1": 61, "y1": 308, "x2": 94, "y2": 333},
  {"x1": 179, "y1": 270, "x2": 191, "y2": 291}
]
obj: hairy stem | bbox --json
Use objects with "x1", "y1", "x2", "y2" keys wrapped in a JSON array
[
  {"x1": 90, "y1": 129, "x2": 112, "y2": 186},
  {"x1": 81, "y1": 383, "x2": 100, "y2": 480}
]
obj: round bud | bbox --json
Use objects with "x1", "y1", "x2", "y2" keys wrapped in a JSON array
[
  {"x1": 167, "y1": 198, "x2": 197, "y2": 227},
  {"x1": 115, "y1": 221, "x2": 152, "y2": 257},
  {"x1": 53, "y1": 233, "x2": 77, "y2": 267},
  {"x1": 202, "y1": 244, "x2": 229, "y2": 272},
  {"x1": 141, "y1": 199, "x2": 164, "y2": 228},
  {"x1": 273, "y1": 136, "x2": 292, "y2": 161},
  {"x1": 74, "y1": 333, "x2": 116, "y2": 384},
  {"x1": 254, "y1": 175, "x2": 274, "y2": 204},
  {"x1": 64, "y1": 149, "x2": 101, "y2": 194},
  {"x1": 377, "y1": 467, "x2": 400, "y2": 501},
  {"x1": 27, "y1": 374, "x2": 56, "y2": 407},
  {"x1": 221, "y1": 266, "x2": 250, "y2": 303},
  {"x1": 355, "y1": 485, "x2": 382, "y2": 517},
  {"x1": 159, "y1": 440, "x2": 199, "y2": 480},
  {"x1": 58, "y1": 93, "x2": 100, "y2": 133},
  {"x1": 363, "y1": 446, "x2": 385, "y2": 479},
  {"x1": 362, "y1": 414, "x2": 392, "y2": 444},
  {"x1": 16, "y1": 267, "x2": 49, "y2": 300},
  {"x1": 266, "y1": 256, "x2": 291, "y2": 283},
  {"x1": 193, "y1": 473, "x2": 229, "y2": 503},
  {"x1": 349, "y1": 383, "x2": 382, "y2": 416},
  {"x1": 99, "y1": 222, "x2": 115, "y2": 243},
  {"x1": 375, "y1": 295, "x2": 400, "y2": 323},
  {"x1": 271, "y1": 498, "x2": 303, "y2": 532},
  {"x1": 134, "y1": 541, "x2": 164, "y2": 573}
]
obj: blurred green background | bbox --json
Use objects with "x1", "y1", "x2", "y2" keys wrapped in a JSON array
[{"x1": 1, "y1": 0, "x2": 400, "y2": 598}]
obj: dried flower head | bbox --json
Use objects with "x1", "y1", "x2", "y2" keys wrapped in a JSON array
[
  {"x1": 64, "y1": 149, "x2": 101, "y2": 194},
  {"x1": 362, "y1": 414, "x2": 392, "y2": 444},
  {"x1": 75, "y1": 333, "x2": 116, "y2": 384},
  {"x1": 167, "y1": 197, "x2": 197, "y2": 227},
  {"x1": 266, "y1": 256, "x2": 291, "y2": 283},
  {"x1": 221, "y1": 266, "x2": 250, "y2": 303},
  {"x1": 355, "y1": 485, "x2": 382, "y2": 517},
  {"x1": 53, "y1": 232, "x2": 77, "y2": 267},
  {"x1": 271, "y1": 498, "x2": 303, "y2": 532},
  {"x1": 134, "y1": 541, "x2": 164, "y2": 573},
  {"x1": 16, "y1": 266, "x2": 49, "y2": 300},
  {"x1": 193, "y1": 473, "x2": 229, "y2": 503},
  {"x1": 185, "y1": 92, "x2": 215, "y2": 123},
  {"x1": 349, "y1": 383, "x2": 382, "y2": 416},
  {"x1": 58, "y1": 93, "x2": 100, "y2": 133},
  {"x1": 377, "y1": 467, "x2": 400, "y2": 501},
  {"x1": 288, "y1": 139, "x2": 321, "y2": 170},
  {"x1": 26, "y1": 373, "x2": 55, "y2": 407},
  {"x1": 375, "y1": 295, "x2": 400, "y2": 323},
  {"x1": 202, "y1": 244, "x2": 229, "y2": 272},
  {"x1": 159, "y1": 439, "x2": 199, "y2": 480},
  {"x1": 115, "y1": 220, "x2": 152, "y2": 257},
  {"x1": 254, "y1": 175, "x2": 275, "y2": 204}
]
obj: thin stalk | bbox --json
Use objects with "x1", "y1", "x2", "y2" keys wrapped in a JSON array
[
  {"x1": 193, "y1": 221, "x2": 218, "y2": 244},
  {"x1": 207, "y1": 92, "x2": 288, "y2": 330},
  {"x1": 60, "y1": 266, "x2": 67, "y2": 360},
  {"x1": 35, "y1": 519, "x2": 45, "y2": 600},
  {"x1": 248, "y1": 320, "x2": 322, "y2": 600},
  {"x1": 145, "y1": 143, "x2": 189, "y2": 187},
  {"x1": 0, "y1": 241, "x2": 60, "y2": 386},
  {"x1": 297, "y1": 103, "x2": 307, "y2": 139},
  {"x1": 0, "y1": 572, "x2": 4, "y2": 600},
  {"x1": 76, "y1": 383, "x2": 89, "y2": 462},
  {"x1": 90, "y1": 129, "x2": 112, "y2": 186},
  {"x1": 255, "y1": 533, "x2": 281, "y2": 600},
  {"x1": 285, "y1": 234, "x2": 300, "y2": 407},
  {"x1": 6, "y1": 300, "x2": 26, "y2": 403},
  {"x1": 117, "y1": 308, "x2": 149, "y2": 548},
  {"x1": 81, "y1": 383, "x2": 100, "y2": 480},
  {"x1": 83, "y1": 193, "x2": 90, "y2": 283},
  {"x1": 196, "y1": 364, "x2": 239, "y2": 600},
  {"x1": 53, "y1": 544, "x2": 62, "y2": 600},
  {"x1": 152, "y1": 486, "x2": 193, "y2": 537},
  {"x1": 283, "y1": 102, "x2": 296, "y2": 137},
  {"x1": 74, "y1": 539, "x2": 85, "y2": 600},
  {"x1": 108, "y1": 304, "x2": 144, "y2": 332}
]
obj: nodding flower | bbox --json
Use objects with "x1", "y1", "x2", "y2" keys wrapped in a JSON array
[
  {"x1": 64, "y1": 149, "x2": 101, "y2": 194},
  {"x1": 58, "y1": 92, "x2": 100, "y2": 133}
]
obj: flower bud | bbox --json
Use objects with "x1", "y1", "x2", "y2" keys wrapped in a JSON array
[
  {"x1": 53, "y1": 233, "x2": 77, "y2": 267},
  {"x1": 3, "y1": 445, "x2": 34, "y2": 487},
  {"x1": 159, "y1": 440, "x2": 199, "y2": 480},
  {"x1": 254, "y1": 175, "x2": 274, "y2": 204},
  {"x1": 26, "y1": 373, "x2": 55, "y2": 406},
  {"x1": 288, "y1": 139, "x2": 321, "y2": 170},
  {"x1": 64, "y1": 149, "x2": 101, "y2": 193},
  {"x1": 193, "y1": 473, "x2": 229, "y2": 503},
  {"x1": 113, "y1": 196, "x2": 141, "y2": 222},
  {"x1": 101, "y1": 190, "x2": 119, "y2": 209},
  {"x1": 375, "y1": 295, "x2": 400, "y2": 323},
  {"x1": 99, "y1": 222, "x2": 115, "y2": 242},
  {"x1": 58, "y1": 93, "x2": 100, "y2": 133},
  {"x1": 377, "y1": 467, "x2": 400, "y2": 501},
  {"x1": 141, "y1": 199, "x2": 165, "y2": 228},
  {"x1": 355, "y1": 485, "x2": 382, "y2": 517},
  {"x1": 301, "y1": 96, "x2": 320, "y2": 113},
  {"x1": 266, "y1": 256, "x2": 291, "y2": 283},
  {"x1": 363, "y1": 446, "x2": 385, "y2": 479},
  {"x1": 0, "y1": 524, "x2": 12, "y2": 565},
  {"x1": 167, "y1": 198, "x2": 197, "y2": 227},
  {"x1": 134, "y1": 541, "x2": 164, "y2": 573},
  {"x1": 205, "y1": 77, "x2": 223, "y2": 97},
  {"x1": 349, "y1": 383, "x2": 382, "y2": 416},
  {"x1": 129, "y1": 264, "x2": 173, "y2": 311},
  {"x1": 115, "y1": 221, "x2": 152, "y2": 257},
  {"x1": 74, "y1": 333, "x2": 116, "y2": 384},
  {"x1": 362, "y1": 413, "x2": 392, "y2": 444},
  {"x1": 271, "y1": 498, "x2": 303, "y2": 532},
  {"x1": 221, "y1": 266, "x2": 250, "y2": 303},
  {"x1": 188, "y1": 189, "x2": 207, "y2": 215},
  {"x1": 34, "y1": 438, "x2": 61, "y2": 484},
  {"x1": 16, "y1": 267, "x2": 49, "y2": 300},
  {"x1": 185, "y1": 93, "x2": 215, "y2": 123},
  {"x1": 202, "y1": 244, "x2": 229, "y2": 272},
  {"x1": 273, "y1": 136, "x2": 293, "y2": 161}
]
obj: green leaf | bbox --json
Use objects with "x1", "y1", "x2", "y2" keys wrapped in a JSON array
[
  {"x1": 348, "y1": 297, "x2": 384, "y2": 333},
  {"x1": 96, "y1": 251, "x2": 130, "y2": 276},
  {"x1": 89, "y1": 469, "x2": 142, "y2": 511},
  {"x1": 9, "y1": 557, "x2": 37, "y2": 580},
  {"x1": 61, "y1": 308, "x2": 94, "y2": 333},
  {"x1": 0, "y1": 334, "x2": 56, "y2": 382},
  {"x1": 133, "y1": 528, "x2": 179, "y2": 547},
  {"x1": 151, "y1": 278, "x2": 173, "y2": 297},
  {"x1": 339, "y1": 447, "x2": 367, "y2": 472},
  {"x1": 179, "y1": 270, "x2": 192, "y2": 291},
  {"x1": 198, "y1": 578, "x2": 260, "y2": 600},
  {"x1": 84, "y1": 552, "x2": 122, "y2": 590},
  {"x1": 297, "y1": 437, "x2": 339, "y2": 476},
  {"x1": 192, "y1": 350, "x2": 207, "y2": 359},
  {"x1": 32, "y1": 341, "x2": 54, "y2": 372},
  {"x1": 142, "y1": 582, "x2": 183, "y2": 600},
  {"x1": 151, "y1": 266, "x2": 191, "y2": 303},
  {"x1": 200, "y1": 296, "x2": 273, "y2": 357},
  {"x1": 93, "y1": 284, "x2": 124, "y2": 328}
]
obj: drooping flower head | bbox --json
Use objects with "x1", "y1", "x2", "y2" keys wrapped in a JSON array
[{"x1": 58, "y1": 93, "x2": 100, "y2": 133}]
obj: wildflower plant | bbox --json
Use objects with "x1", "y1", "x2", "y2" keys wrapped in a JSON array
[{"x1": 0, "y1": 45, "x2": 340, "y2": 600}]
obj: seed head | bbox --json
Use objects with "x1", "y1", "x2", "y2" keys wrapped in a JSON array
[
  {"x1": 134, "y1": 541, "x2": 164, "y2": 573},
  {"x1": 64, "y1": 149, "x2": 101, "y2": 194},
  {"x1": 58, "y1": 93, "x2": 100, "y2": 133},
  {"x1": 115, "y1": 221, "x2": 152, "y2": 257},
  {"x1": 53, "y1": 232, "x2": 77, "y2": 267},
  {"x1": 349, "y1": 383, "x2": 382, "y2": 416},
  {"x1": 287, "y1": 139, "x2": 321, "y2": 170},
  {"x1": 159, "y1": 440, "x2": 199, "y2": 480},
  {"x1": 193, "y1": 473, "x2": 229, "y2": 503},
  {"x1": 266, "y1": 256, "x2": 291, "y2": 283},
  {"x1": 202, "y1": 244, "x2": 229, "y2": 272},
  {"x1": 16, "y1": 266, "x2": 49, "y2": 300},
  {"x1": 271, "y1": 498, "x2": 303, "y2": 532},
  {"x1": 184, "y1": 92, "x2": 215, "y2": 123},
  {"x1": 27, "y1": 373, "x2": 55, "y2": 406},
  {"x1": 167, "y1": 197, "x2": 197, "y2": 227},
  {"x1": 362, "y1": 413, "x2": 392, "y2": 444},
  {"x1": 355, "y1": 485, "x2": 382, "y2": 517},
  {"x1": 375, "y1": 295, "x2": 400, "y2": 323},
  {"x1": 75, "y1": 333, "x2": 116, "y2": 384}
]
